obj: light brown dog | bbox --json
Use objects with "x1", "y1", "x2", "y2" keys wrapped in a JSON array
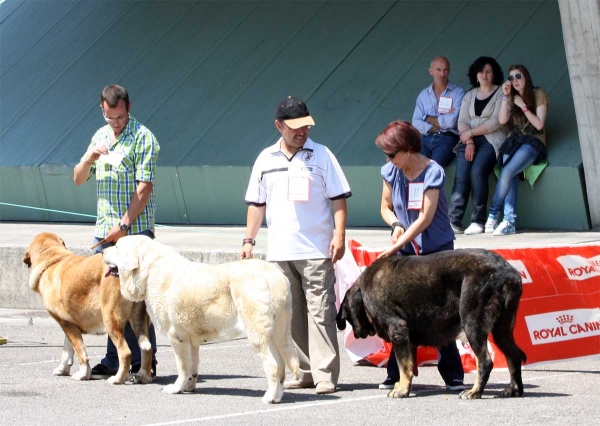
[{"x1": 23, "y1": 232, "x2": 153, "y2": 384}]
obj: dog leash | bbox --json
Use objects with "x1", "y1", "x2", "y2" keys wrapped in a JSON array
[{"x1": 90, "y1": 239, "x2": 107, "y2": 250}]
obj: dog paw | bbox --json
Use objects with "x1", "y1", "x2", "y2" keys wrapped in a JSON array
[
  {"x1": 53, "y1": 366, "x2": 71, "y2": 376},
  {"x1": 497, "y1": 385, "x2": 521, "y2": 398},
  {"x1": 387, "y1": 389, "x2": 410, "y2": 398},
  {"x1": 163, "y1": 384, "x2": 183, "y2": 394},
  {"x1": 261, "y1": 388, "x2": 283, "y2": 404},
  {"x1": 132, "y1": 373, "x2": 152, "y2": 385},
  {"x1": 71, "y1": 370, "x2": 90, "y2": 381},
  {"x1": 107, "y1": 375, "x2": 128, "y2": 385},
  {"x1": 459, "y1": 390, "x2": 482, "y2": 400}
]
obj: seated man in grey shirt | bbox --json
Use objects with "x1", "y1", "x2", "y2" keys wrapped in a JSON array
[{"x1": 412, "y1": 56, "x2": 466, "y2": 167}]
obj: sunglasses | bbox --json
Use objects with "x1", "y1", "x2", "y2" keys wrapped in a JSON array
[
  {"x1": 508, "y1": 73, "x2": 523, "y2": 82},
  {"x1": 384, "y1": 151, "x2": 398, "y2": 159}
]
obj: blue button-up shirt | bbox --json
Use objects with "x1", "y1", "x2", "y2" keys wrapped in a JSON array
[{"x1": 412, "y1": 81, "x2": 466, "y2": 136}]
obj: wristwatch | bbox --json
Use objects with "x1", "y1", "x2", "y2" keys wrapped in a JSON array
[{"x1": 118, "y1": 221, "x2": 130, "y2": 232}]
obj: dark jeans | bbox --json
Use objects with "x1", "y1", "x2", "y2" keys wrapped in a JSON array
[
  {"x1": 448, "y1": 136, "x2": 497, "y2": 226},
  {"x1": 420, "y1": 132, "x2": 459, "y2": 168},
  {"x1": 92, "y1": 230, "x2": 157, "y2": 369},
  {"x1": 386, "y1": 342, "x2": 464, "y2": 385}
]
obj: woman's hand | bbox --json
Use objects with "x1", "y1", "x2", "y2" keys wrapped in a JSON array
[
  {"x1": 513, "y1": 94, "x2": 526, "y2": 109},
  {"x1": 464, "y1": 143, "x2": 475, "y2": 162},
  {"x1": 459, "y1": 130, "x2": 472, "y2": 143},
  {"x1": 391, "y1": 225, "x2": 404, "y2": 244},
  {"x1": 377, "y1": 245, "x2": 399, "y2": 259},
  {"x1": 502, "y1": 80, "x2": 512, "y2": 96}
]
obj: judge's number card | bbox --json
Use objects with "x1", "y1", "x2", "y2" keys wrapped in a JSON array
[
  {"x1": 438, "y1": 96, "x2": 453, "y2": 114},
  {"x1": 407, "y1": 182, "x2": 424, "y2": 210}
]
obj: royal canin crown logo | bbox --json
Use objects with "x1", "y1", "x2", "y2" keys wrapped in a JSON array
[
  {"x1": 556, "y1": 255, "x2": 600, "y2": 281},
  {"x1": 525, "y1": 309, "x2": 600, "y2": 345},
  {"x1": 556, "y1": 315, "x2": 574, "y2": 325}
]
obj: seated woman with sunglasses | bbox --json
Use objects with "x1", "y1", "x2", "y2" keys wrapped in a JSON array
[
  {"x1": 484, "y1": 65, "x2": 549, "y2": 236},
  {"x1": 375, "y1": 120, "x2": 466, "y2": 392},
  {"x1": 448, "y1": 57, "x2": 507, "y2": 235}
]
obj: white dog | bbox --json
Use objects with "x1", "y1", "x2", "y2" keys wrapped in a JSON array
[{"x1": 102, "y1": 235, "x2": 299, "y2": 403}]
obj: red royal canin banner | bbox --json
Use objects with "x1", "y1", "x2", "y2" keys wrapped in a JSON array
[{"x1": 334, "y1": 240, "x2": 600, "y2": 372}]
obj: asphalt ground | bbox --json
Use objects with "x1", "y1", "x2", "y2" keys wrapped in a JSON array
[
  {"x1": 1, "y1": 308, "x2": 599, "y2": 426},
  {"x1": 1, "y1": 223, "x2": 599, "y2": 425}
]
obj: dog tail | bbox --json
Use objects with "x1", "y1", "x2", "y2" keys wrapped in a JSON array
[{"x1": 493, "y1": 270, "x2": 527, "y2": 365}]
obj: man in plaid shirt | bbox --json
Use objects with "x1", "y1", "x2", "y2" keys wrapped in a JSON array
[{"x1": 74, "y1": 84, "x2": 160, "y2": 380}]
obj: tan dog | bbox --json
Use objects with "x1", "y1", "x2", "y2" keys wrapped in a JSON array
[
  {"x1": 23, "y1": 232, "x2": 153, "y2": 384},
  {"x1": 102, "y1": 235, "x2": 300, "y2": 403}
]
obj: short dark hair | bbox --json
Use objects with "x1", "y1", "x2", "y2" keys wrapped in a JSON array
[
  {"x1": 467, "y1": 57, "x2": 504, "y2": 88},
  {"x1": 101, "y1": 85, "x2": 130, "y2": 108},
  {"x1": 375, "y1": 120, "x2": 422, "y2": 154}
]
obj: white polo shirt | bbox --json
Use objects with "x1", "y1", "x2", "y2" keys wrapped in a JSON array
[{"x1": 245, "y1": 137, "x2": 352, "y2": 261}]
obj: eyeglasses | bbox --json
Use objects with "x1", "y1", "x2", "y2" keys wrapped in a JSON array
[
  {"x1": 384, "y1": 151, "x2": 398, "y2": 159},
  {"x1": 508, "y1": 73, "x2": 523, "y2": 82},
  {"x1": 102, "y1": 109, "x2": 128, "y2": 123}
]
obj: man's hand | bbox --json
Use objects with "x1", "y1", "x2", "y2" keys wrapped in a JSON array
[
  {"x1": 104, "y1": 225, "x2": 127, "y2": 243},
  {"x1": 329, "y1": 235, "x2": 345, "y2": 264},
  {"x1": 239, "y1": 243, "x2": 254, "y2": 260},
  {"x1": 87, "y1": 145, "x2": 109, "y2": 162}
]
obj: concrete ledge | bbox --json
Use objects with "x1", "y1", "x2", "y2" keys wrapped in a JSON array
[{"x1": 0, "y1": 245, "x2": 265, "y2": 310}]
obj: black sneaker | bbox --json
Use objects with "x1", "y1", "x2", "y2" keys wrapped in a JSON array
[
  {"x1": 130, "y1": 363, "x2": 157, "y2": 378},
  {"x1": 90, "y1": 364, "x2": 117, "y2": 380},
  {"x1": 379, "y1": 378, "x2": 397, "y2": 390},
  {"x1": 445, "y1": 380, "x2": 468, "y2": 391}
]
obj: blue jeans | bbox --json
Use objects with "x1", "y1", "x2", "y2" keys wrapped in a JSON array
[
  {"x1": 92, "y1": 230, "x2": 157, "y2": 369},
  {"x1": 489, "y1": 144, "x2": 538, "y2": 224},
  {"x1": 420, "y1": 132, "x2": 459, "y2": 168},
  {"x1": 386, "y1": 342, "x2": 464, "y2": 384},
  {"x1": 448, "y1": 136, "x2": 497, "y2": 226}
]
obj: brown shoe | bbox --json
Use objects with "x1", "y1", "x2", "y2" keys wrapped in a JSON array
[
  {"x1": 315, "y1": 381, "x2": 336, "y2": 394},
  {"x1": 284, "y1": 379, "x2": 314, "y2": 389}
]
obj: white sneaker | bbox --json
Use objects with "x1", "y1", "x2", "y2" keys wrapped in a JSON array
[
  {"x1": 464, "y1": 222, "x2": 484, "y2": 235},
  {"x1": 493, "y1": 220, "x2": 516, "y2": 236},
  {"x1": 484, "y1": 215, "x2": 498, "y2": 234}
]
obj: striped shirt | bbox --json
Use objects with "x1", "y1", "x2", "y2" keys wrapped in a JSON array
[{"x1": 82, "y1": 115, "x2": 160, "y2": 238}]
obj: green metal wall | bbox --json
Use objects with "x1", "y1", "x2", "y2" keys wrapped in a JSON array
[{"x1": 0, "y1": 1, "x2": 589, "y2": 229}]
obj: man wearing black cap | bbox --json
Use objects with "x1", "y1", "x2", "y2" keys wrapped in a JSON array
[{"x1": 240, "y1": 96, "x2": 352, "y2": 395}]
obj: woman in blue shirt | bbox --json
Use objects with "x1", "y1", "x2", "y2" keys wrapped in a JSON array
[{"x1": 375, "y1": 120, "x2": 466, "y2": 391}]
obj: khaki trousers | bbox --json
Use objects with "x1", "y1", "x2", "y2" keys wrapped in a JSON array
[{"x1": 274, "y1": 259, "x2": 339, "y2": 386}]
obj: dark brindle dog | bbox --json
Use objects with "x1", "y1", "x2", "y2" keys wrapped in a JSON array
[{"x1": 336, "y1": 248, "x2": 527, "y2": 399}]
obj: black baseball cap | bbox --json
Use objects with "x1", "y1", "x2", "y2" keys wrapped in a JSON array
[{"x1": 275, "y1": 96, "x2": 315, "y2": 129}]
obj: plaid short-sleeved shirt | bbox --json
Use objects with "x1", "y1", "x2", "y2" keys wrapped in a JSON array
[{"x1": 82, "y1": 115, "x2": 160, "y2": 238}]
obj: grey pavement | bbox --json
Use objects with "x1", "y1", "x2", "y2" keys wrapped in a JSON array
[
  {"x1": 1, "y1": 223, "x2": 599, "y2": 425},
  {"x1": 1, "y1": 307, "x2": 599, "y2": 426}
]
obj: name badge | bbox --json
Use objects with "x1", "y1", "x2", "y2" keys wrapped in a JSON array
[
  {"x1": 438, "y1": 96, "x2": 453, "y2": 114},
  {"x1": 288, "y1": 176, "x2": 310, "y2": 201},
  {"x1": 99, "y1": 151, "x2": 125, "y2": 167},
  {"x1": 407, "y1": 182, "x2": 424, "y2": 210}
]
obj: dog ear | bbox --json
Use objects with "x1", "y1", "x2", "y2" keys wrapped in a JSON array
[
  {"x1": 336, "y1": 300, "x2": 348, "y2": 330},
  {"x1": 23, "y1": 250, "x2": 31, "y2": 268},
  {"x1": 347, "y1": 286, "x2": 376, "y2": 339},
  {"x1": 118, "y1": 252, "x2": 146, "y2": 301}
]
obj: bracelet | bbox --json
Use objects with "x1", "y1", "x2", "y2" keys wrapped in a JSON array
[
  {"x1": 391, "y1": 221, "x2": 403, "y2": 231},
  {"x1": 502, "y1": 95, "x2": 509, "y2": 100},
  {"x1": 466, "y1": 142, "x2": 474, "y2": 145},
  {"x1": 242, "y1": 238, "x2": 255, "y2": 246},
  {"x1": 470, "y1": 129, "x2": 474, "y2": 137},
  {"x1": 84, "y1": 158, "x2": 94, "y2": 166},
  {"x1": 521, "y1": 105, "x2": 528, "y2": 112}
]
